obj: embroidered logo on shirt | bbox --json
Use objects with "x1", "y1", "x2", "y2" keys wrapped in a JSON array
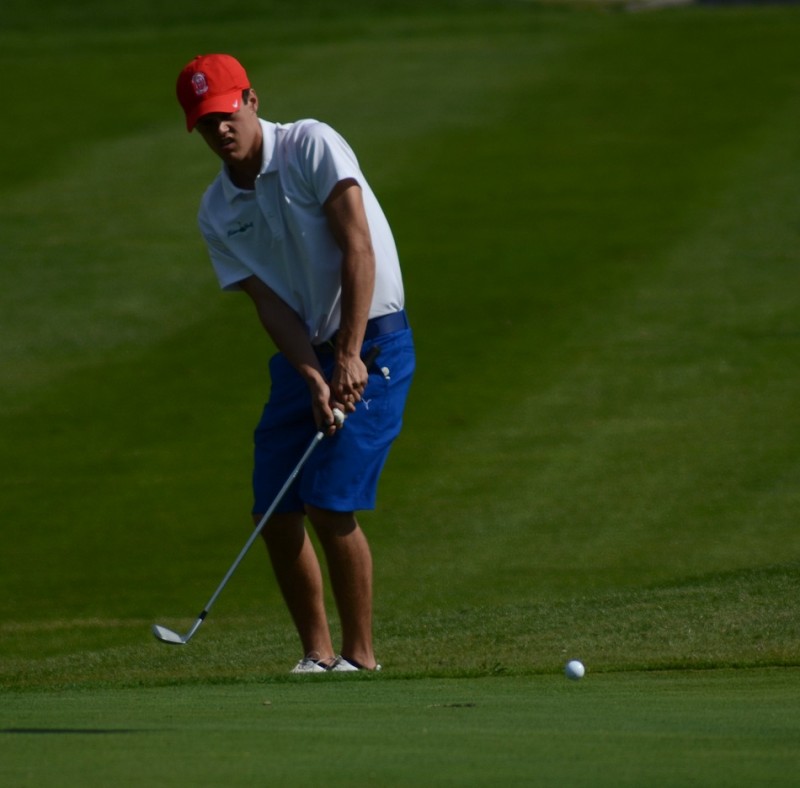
[{"x1": 227, "y1": 222, "x2": 254, "y2": 238}]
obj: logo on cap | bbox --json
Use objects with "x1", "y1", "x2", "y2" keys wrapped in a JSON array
[{"x1": 192, "y1": 72, "x2": 209, "y2": 96}]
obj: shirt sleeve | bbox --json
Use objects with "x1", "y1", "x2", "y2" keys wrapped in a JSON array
[{"x1": 294, "y1": 121, "x2": 364, "y2": 204}]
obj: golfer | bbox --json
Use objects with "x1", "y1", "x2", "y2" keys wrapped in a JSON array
[{"x1": 176, "y1": 54, "x2": 414, "y2": 673}]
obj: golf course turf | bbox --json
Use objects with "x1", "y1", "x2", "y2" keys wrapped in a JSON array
[{"x1": 1, "y1": 0, "x2": 799, "y2": 784}]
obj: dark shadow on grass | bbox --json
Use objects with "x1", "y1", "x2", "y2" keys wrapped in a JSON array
[{"x1": 1, "y1": 728, "x2": 164, "y2": 735}]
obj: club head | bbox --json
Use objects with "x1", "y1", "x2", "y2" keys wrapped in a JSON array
[{"x1": 152, "y1": 624, "x2": 187, "y2": 645}]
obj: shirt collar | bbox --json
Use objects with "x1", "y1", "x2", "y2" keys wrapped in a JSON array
[{"x1": 220, "y1": 119, "x2": 279, "y2": 203}]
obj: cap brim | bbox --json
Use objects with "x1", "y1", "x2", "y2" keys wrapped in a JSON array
[{"x1": 185, "y1": 90, "x2": 244, "y2": 132}]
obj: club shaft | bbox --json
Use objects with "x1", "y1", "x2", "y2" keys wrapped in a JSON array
[
  {"x1": 198, "y1": 348, "x2": 380, "y2": 618},
  {"x1": 192, "y1": 430, "x2": 324, "y2": 627},
  {"x1": 155, "y1": 344, "x2": 382, "y2": 645}
]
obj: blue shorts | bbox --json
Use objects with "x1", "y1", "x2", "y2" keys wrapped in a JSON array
[{"x1": 252, "y1": 328, "x2": 415, "y2": 515}]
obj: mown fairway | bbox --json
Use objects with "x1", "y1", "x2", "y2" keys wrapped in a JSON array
[
  {"x1": 1, "y1": 0, "x2": 799, "y2": 784},
  {"x1": 3, "y1": 672, "x2": 800, "y2": 787}
]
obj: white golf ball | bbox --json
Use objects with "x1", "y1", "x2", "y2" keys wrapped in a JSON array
[
  {"x1": 332, "y1": 408, "x2": 345, "y2": 428},
  {"x1": 565, "y1": 660, "x2": 585, "y2": 680}
]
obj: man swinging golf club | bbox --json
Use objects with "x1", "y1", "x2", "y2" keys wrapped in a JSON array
[{"x1": 174, "y1": 54, "x2": 414, "y2": 673}]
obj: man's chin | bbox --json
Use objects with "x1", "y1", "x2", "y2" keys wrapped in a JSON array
[{"x1": 219, "y1": 149, "x2": 243, "y2": 165}]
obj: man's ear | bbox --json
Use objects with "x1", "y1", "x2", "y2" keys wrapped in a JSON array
[{"x1": 247, "y1": 88, "x2": 259, "y2": 114}]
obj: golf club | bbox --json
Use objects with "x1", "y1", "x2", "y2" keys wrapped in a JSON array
[
  {"x1": 152, "y1": 346, "x2": 380, "y2": 645},
  {"x1": 152, "y1": 425, "x2": 326, "y2": 645}
]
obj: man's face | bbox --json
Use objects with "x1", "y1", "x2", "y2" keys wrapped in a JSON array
[{"x1": 195, "y1": 91, "x2": 261, "y2": 166}]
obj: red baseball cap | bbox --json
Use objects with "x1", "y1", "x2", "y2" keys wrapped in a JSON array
[{"x1": 176, "y1": 54, "x2": 251, "y2": 132}]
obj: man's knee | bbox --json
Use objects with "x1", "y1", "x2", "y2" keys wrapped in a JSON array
[
  {"x1": 305, "y1": 505, "x2": 357, "y2": 538},
  {"x1": 257, "y1": 511, "x2": 305, "y2": 547}
]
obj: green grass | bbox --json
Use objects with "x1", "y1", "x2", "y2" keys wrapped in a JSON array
[
  {"x1": 1, "y1": 563, "x2": 796, "y2": 690},
  {"x1": 1, "y1": 0, "x2": 800, "y2": 783},
  {"x1": 3, "y1": 672, "x2": 800, "y2": 787}
]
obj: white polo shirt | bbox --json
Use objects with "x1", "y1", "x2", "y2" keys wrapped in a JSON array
[{"x1": 198, "y1": 119, "x2": 405, "y2": 344}]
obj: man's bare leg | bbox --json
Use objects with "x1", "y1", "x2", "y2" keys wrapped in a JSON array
[
  {"x1": 259, "y1": 511, "x2": 335, "y2": 664},
  {"x1": 306, "y1": 505, "x2": 378, "y2": 670}
]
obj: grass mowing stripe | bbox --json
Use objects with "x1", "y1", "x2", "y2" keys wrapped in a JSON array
[{"x1": 372, "y1": 6, "x2": 800, "y2": 601}]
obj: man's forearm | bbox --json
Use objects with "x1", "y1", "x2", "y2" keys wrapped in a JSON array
[
  {"x1": 240, "y1": 276, "x2": 327, "y2": 391},
  {"x1": 335, "y1": 246, "x2": 375, "y2": 364}
]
